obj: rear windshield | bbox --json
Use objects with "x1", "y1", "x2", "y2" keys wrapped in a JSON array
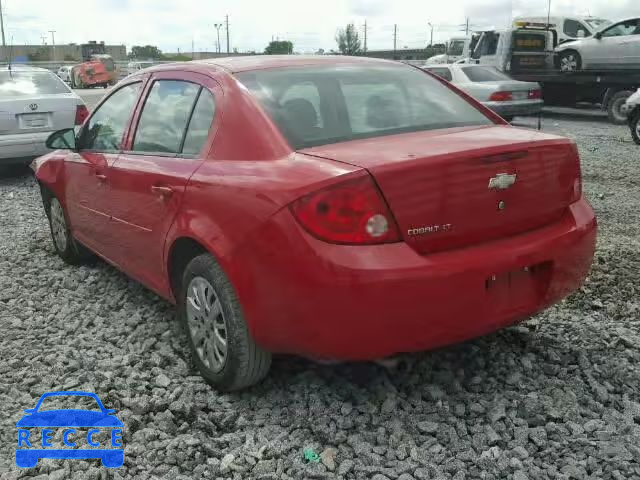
[
  {"x1": 0, "y1": 71, "x2": 70, "y2": 98},
  {"x1": 461, "y1": 66, "x2": 512, "y2": 82},
  {"x1": 236, "y1": 64, "x2": 492, "y2": 149}
]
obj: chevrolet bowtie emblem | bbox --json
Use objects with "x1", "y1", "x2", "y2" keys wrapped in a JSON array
[{"x1": 488, "y1": 173, "x2": 517, "y2": 190}]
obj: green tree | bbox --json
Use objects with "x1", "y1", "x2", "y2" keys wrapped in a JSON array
[
  {"x1": 129, "y1": 45, "x2": 163, "y2": 60},
  {"x1": 162, "y1": 53, "x2": 191, "y2": 61},
  {"x1": 336, "y1": 24, "x2": 362, "y2": 56},
  {"x1": 264, "y1": 40, "x2": 293, "y2": 55}
]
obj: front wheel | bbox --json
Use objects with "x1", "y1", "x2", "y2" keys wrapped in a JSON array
[
  {"x1": 178, "y1": 253, "x2": 271, "y2": 391},
  {"x1": 43, "y1": 190, "x2": 93, "y2": 265},
  {"x1": 630, "y1": 110, "x2": 640, "y2": 145},
  {"x1": 558, "y1": 50, "x2": 581, "y2": 73}
]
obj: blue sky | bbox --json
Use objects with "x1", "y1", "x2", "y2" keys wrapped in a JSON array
[{"x1": 1, "y1": 0, "x2": 636, "y2": 54}]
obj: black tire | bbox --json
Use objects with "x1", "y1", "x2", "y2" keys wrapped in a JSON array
[
  {"x1": 607, "y1": 90, "x2": 633, "y2": 125},
  {"x1": 630, "y1": 110, "x2": 640, "y2": 145},
  {"x1": 41, "y1": 188, "x2": 94, "y2": 265},
  {"x1": 178, "y1": 253, "x2": 271, "y2": 391},
  {"x1": 558, "y1": 50, "x2": 581, "y2": 73}
]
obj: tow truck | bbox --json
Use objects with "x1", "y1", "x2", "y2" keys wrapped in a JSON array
[{"x1": 469, "y1": 21, "x2": 640, "y2": 124}]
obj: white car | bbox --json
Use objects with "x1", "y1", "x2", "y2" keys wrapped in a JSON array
[
  {"x1": 56, "y1": 65, "x2": 73, "y2": 83},
  {"x1": 556, "y1": 17, "x2": 640, "y2": 72},
  {"x1": 423, "y1": 64, "x2": 543, "y2": 121},
  {"x1": 0, "y1": 66, "x2": 89, "y2": 166}
]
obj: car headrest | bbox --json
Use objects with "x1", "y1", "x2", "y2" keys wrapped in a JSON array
[
  {"x1": 282, "y1": 98, "x2": 318, "y2": 130},
  {"x1": 366, "y1": 95, "x2": 400, "y2": 129}
]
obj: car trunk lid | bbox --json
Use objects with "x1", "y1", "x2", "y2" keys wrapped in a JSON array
[
  {"x1": 300, "y1": 125, "x2": 581, "y2": 254},
  {"x1": 0, "y1": 95, "x2": 79, "y2": 135}
]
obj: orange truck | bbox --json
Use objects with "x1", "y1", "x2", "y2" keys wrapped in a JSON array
[{"x1": 69, "y1": 42, "x2": 118, "y2": 89}]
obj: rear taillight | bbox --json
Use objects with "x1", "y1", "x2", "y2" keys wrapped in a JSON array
[
  {"x1": 290, "y1": 175, "x2": 401, "y2": 245},
  {"x1": 75, "y1": 104, "x2": 89, "y2": 125},
  {"x1": 528, "y1": 89, "x2": 542, "y2": 99},
  {"x1": 489, "y1": 91, "x2": 513, "y2": 102}
]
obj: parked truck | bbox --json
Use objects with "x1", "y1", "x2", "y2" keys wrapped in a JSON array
[{"x1": 69, "y1": 41, "x2": 118, "y2": 89}]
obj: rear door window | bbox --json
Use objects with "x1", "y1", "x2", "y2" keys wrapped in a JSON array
[
  {"x1": 181, "y1": 88, "x2": 216, "y2": 155},
  {"x1": 133, "y1": 80, "x2": 200, "y2": 154}
]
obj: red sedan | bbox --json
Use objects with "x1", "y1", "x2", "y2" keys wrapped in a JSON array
[{"x1": 33, "y1": 56, "x2": 597, "y2": 391}]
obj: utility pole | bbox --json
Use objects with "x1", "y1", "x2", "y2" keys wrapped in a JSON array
[
  {"x1": 191, "y1": 39, "x2": 194, "y2": 59},
  {"x1": 465, "y1": 17, "x2": 470, "y2": 35},
  {"x1": 0, "y1": 0, "x2": 6, "y2": 52},
  {"x1": 428, "y1": 22, "x2": 434, "y2": 46},
  {"x1": 49, "y1": 30, "x2": 56, "y2": 62},
  {"x1": 362, "y1": 20, "x2": 367, "y2": 53},
  {"x1": 214, "y1": 23, "x2": 223, "y2": 53},
  {"x1": 41, "y1": 35, "x2": 47, "y2": 45},
  {"x1": 225, "y1": 15, "x2": 230, "y2": 54},
  {"x1": 393, "y1": 24, "x2": 397, "y2": 54}
]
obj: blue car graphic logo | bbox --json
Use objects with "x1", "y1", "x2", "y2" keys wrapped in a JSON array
[{"x1": 15, "y1": 391, "x2": 124, "y2": 468}]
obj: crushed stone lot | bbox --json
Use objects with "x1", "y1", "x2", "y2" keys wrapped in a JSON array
[{"x1": 1, "y1": 113, "x2": 639, "y2": 480}]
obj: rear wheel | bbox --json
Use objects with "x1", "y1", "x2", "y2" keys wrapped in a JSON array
[
  {"x1": 559, "y1": 50, "x2": 581, "y2": 73},
  {"x1": 43, "y1": 191, "x2": 94, "y2": 265},
  {"x1": 178, "y1": 253, "x2": 271, "y2": 391},
  {"x1": 607, "y1": 90, "x2": 633, "y2": 125},
  {"x1": 630, "y1": 110, "x2": 640, "y2": 145}
]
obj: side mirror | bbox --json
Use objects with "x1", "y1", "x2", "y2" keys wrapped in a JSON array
[
  {"x1": 45, "y1": 128, "x2": 77, "y2": 151},
  {"x1": 577, "y1": 30, "x2": 585, "y2": 38},
  {"x1": 594, "y1": 32, "x2": 602, "y2": 40}
]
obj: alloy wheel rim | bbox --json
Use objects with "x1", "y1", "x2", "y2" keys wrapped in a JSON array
[
  {"x1": 50, "y1": 199, "x2": 68, "y2": 252},
  {"x1": 560, "y1": 55, "x2": 577, "y2": 72},
  {"x1": 185, "y1": 276, "x2": 228, "y2": 373},
  {"x1": 635, "y1": 120, "x2": 640, "y2": 138}
]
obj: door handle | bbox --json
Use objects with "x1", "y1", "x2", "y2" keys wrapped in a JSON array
[
  {"x1": 95, "y1": 173, "x2": 107, "y2": 182},
  {"x1": 151, "y1": 185, "x2": 174, "y2": 198}
]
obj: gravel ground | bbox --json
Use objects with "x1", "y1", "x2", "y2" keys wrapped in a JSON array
[{"x1": 1, "y1": 113, "x2": 639, "y2": 480}]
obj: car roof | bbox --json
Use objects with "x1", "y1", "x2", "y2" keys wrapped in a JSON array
[{"x1": 193, "y1": 55, "x2": 398, "y2": 73}]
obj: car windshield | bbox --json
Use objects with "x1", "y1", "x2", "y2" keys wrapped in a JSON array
[
  {"x1": 236, "y1": 64, "x2": 492, "y2": 149},
  {"x1": 0, "y1": 71, "x2": 70, "y2": 98},
  {"x1": 37, "y1": 395, "x2": 101, "y2": 412},
  {"x1": 461, "y1": 66, "x2": 512, "y2": 82},
  {"x1": 587, "y1": 18, "x2": 612, "y2": 30}
]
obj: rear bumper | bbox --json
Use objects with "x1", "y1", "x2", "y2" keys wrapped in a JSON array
[
  {"x1": 0, "y1": 132, "x2": 52, "y2": 161},
  {"x1": 230, "y1": 198, "x2": 597, "y2": 360},
  {"x1": 483, "y1": 100, "x2": 543, "y2": 117}
]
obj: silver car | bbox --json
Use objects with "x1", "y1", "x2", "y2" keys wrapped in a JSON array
[
  {"x1": 556, "y1": 17, "x2": 640, "y2": 72},
  {"x1": 0, "y1": 66, "x2": 88, "y2": 166},
  {"x1": 423, "y1": 65, "x2": 543, "y2": 121}
]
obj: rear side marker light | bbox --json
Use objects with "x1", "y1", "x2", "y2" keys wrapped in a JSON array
[{"x1": 290, "y1": 175, "x2": 401, "y2": 245}]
